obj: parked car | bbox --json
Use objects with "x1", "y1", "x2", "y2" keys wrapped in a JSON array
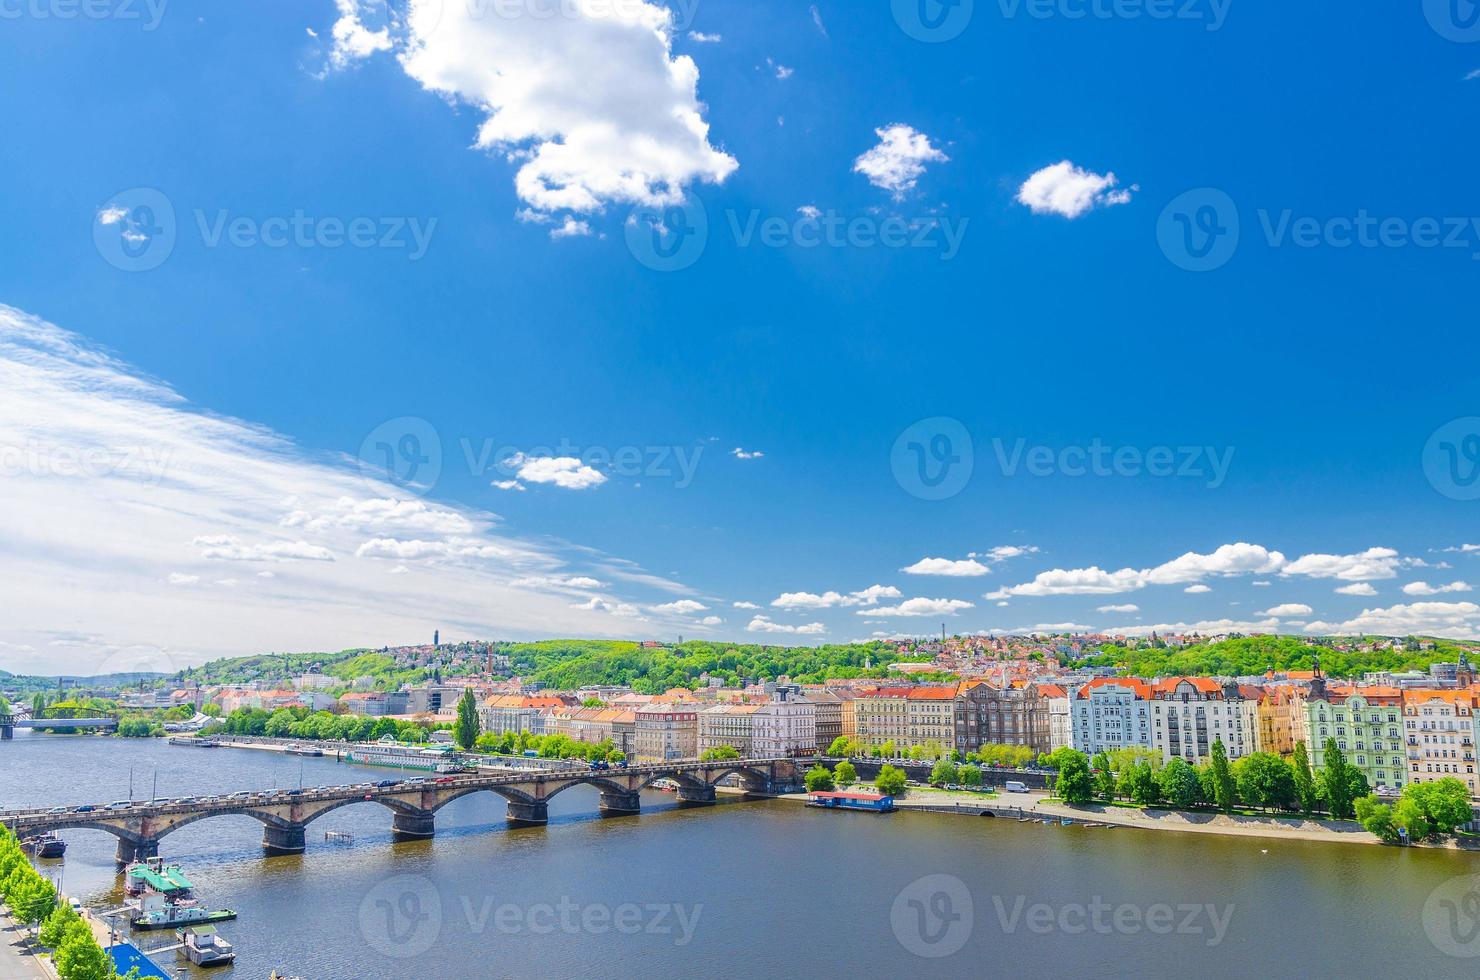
[
  {"x1": 74, "y1": 804, "x2": 96, "y2": 813},
  {"x1": 47, "y1": 805, "x2": 69, "y2": 814},
  {"x1": 105, "y1": 801, "x2": 132, "y2": 810}
]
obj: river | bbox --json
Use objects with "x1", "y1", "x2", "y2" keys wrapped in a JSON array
[{"x1": 2, "y1": 732, "x2": 1478, "y2": 978}]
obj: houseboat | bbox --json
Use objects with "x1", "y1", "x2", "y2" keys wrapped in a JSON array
[
  {"x1": 345, "y1": 738, "x2": 460, "y2": 772},
  {"x1": 24, "y1": 832, "x2": 66, "y2": 858},
  {"x1": 124, "y1": 859, "x2": 237, "y2": 930},
  {"x1": 284, "y1": 744, "x2": 323, "y2": 756},
  {"x1": 167, "y1": 735, "x2": 219, "y2": 747},
  {"x1": 806, "y1": 790, "x2": 896, "y2": 813},
  {"x1": 177, "y1": 924, "x2": 236, "y2": 966}
]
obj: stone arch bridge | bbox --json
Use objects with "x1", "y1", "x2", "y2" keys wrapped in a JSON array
[{"x1": 0, "y1": 758, "x2": 803, "y2": 864}]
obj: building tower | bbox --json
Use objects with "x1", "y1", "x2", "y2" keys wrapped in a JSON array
[{"x1": 434, "y1": 629, "x2": 440, "y2": 648}]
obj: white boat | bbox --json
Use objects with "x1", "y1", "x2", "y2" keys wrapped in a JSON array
[{"x1": 345, "y1": 738, "x2": 460, "y2": 772}]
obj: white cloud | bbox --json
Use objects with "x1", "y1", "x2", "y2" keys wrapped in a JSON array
[
  {"x1": 572, "y1": 596, "x2": 644, "y2": 619},
  {"x1": 1096, "y1": 603, "x2": 1139, "y2": 613},
  {"x1": 1280, "y1": 547, "x2": 1401, "y2": 581},
  {"x1": 502, "y1": 453, "x2": 607, "y2": 490},
  {"x1": 860, "y1": 597, "x2": 973, "y2": 617},
  {"x1": 987, "y1": 566, "x2": 1145, "y2": 599},
  {"x1": 508, "y1": 574, "x2": 605, "y2": 590},
  {"x1": 810, "y1": 4, "x2": 827, "y2": 37},
  {"x1": 1467, "y1": 69, "x2": 1480, "y2": 81},
  {"x1": 773, "y1": 590, "x2": 844, "y2": 609},
  {"x1": 167, "y1": 573, "x2": 199, "y2": 586},
  {"x1": 731, "y1": 447, "x2": 764, "y2": 460},
  {"x1": 395, "y1": 0, "x2": 738, "y2": 215},
  {"x1": 901, "y1": 557, "x2": 990, "y2": 577},
  {"x1": 492, "y1": 480, "x2": 526, "y2": 491},
  {"x1": 746, "y1": 615, "x2": 825, "y2": 635},
  {"x1": 1102, "y1": 618, "x2": 1282, "y2": 638},
  {"x1": 0, "y1": 304, "x2": 679, "y2": 673},
  {"x1": 1261, "y1": 603, "x2": 1314, "y2": 617},
  {"x1": 732, "y1": 600, "x2": 760, "y2": 610},
  {"x1": 687, "y1": 30, "x2": 721, "y2": 42},
  {"x1": 1335, "y1": 582, "x2": 1377, "y2": 596},
  {"x1": 549, "y1": 217, "x2": 593, "y2": 240},
  {"x1": 97, "y1": 205, "x2": 128, "y2": 226},
  {"x1": 1015, "y1": 160, "x2": 1134, "y2": 218},
  {"x1": 326, "y1": 0, "x2": 391, "y2": 69},
  {"x1": 1184, "y1": 584, "x2": 1212, "y2": 594},
  {"x1": 852, "y1": 124, "x2": 947, "y2": 199},
  {"x1": 1303, "y1": 602, "x2": 1480, "y2": 639},
  {"x1": 1144, "y1": 543, "x2": 1286, "y2": 585},
  {"x1": 766, "y1": 57, "x2": 793, "y2": 80},
  {"x1": 973, "y1": 545, "x2": 1039, "y2": 562},
  {"x1": 1402, "y1": 581, "x2": 1473, "y2": 596},
  {"x1": 849, "y1": 584, "x2": 902, "y2": 605},
  {"x1": 193, "y1": 535, "x2": 335, "y2": 563},
  {"x1": 652, "y1": 599, "x2": 708, "y2": 615},
  {"x1": 797, "y1": 205, "x2": 821, "y2": 220}
]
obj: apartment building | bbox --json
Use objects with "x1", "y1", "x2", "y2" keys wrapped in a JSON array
[
  {"x1": 1070, "y1": 679, "x2": 1152, "y2": 755},
  {"x1": 1403, "y1": 689, "x2": 1478, "y2": 796},
  {"x1": 954, "y1": 681, "x2": 1051, "y2": 755},
  {"x1": 1147, "y1": 678, "x2": 1258, "y2": 765},
  {"x1": 697, "y1": 703, "x2": 760, "y2": 756},
  {"x1": 752, "y1": 691, "x2": 817, "y2": 758},
  {"x1": 634, "y1": 702, "x2": 699, "y2": 762}
]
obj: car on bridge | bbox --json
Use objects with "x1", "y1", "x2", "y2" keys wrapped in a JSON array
[
  {"x1": 106, "y1": 801, "x2": 132, "y2": 810},
  {"x1": 74, "y1": 804, "x2": 96, "y2": 813}
]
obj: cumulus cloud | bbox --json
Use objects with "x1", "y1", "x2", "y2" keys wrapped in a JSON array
[
  {"x1": 1016, "y1": 160, "x2": 1135, "y2": 218},
  {"x1": 973, "y1": 545, "x2": 1039, "y2": 562},
  {"x1": 572, "y1": 596, "x2": 644, "y2": 619},
  {"x1": 746, "y1": 615, "x2": 825, "y2": 635},
  {"x1": 772, "y1": 585, "x2": 901, "y2": 609},
  {"x1": 500, "y1": 453, "x2": 607, "y2": 490},
  {"x1": 901, "y1": 557, "x2": 990, "y2": 577},
  {"x1": 1261, "y1": 603, "x2": 1314, "y2": 617},
  {"x1": 652, "y1": 599, "x2": 708, "y2": 615},
  {"x1": 394, "y1": 0, "x2": 738, "y2": 216},
  {"x1": 167, "y1": 573, "x2": 199, "y2": 586},
  {"x1": 731, "y1": 447, "x2": 764, "y2": 460},
  {"x1": 860, "y1": 597, "x2": 973, "y2": 617},
  {"x1": 1184, "y1": 584, "x2": 1212, "y2": 594},
  {"x1": 1102, "y1": 618, "x2": 1282, "y2": 638},
  {"x1": 1280, "y1": 547, "x2": 1401, "y2": 582},
  {"x1": 326, "y1": 0, "x2": 392, "y2": 69},
  {"x1": 987, "y1": 566, "x2": 1145, "y2": 599},
  {"x1": 1143, "y1": 543, "x2": 1286, "y2": 585},
  {"x1": 732, "y1": 600, "x2": 760, "y2": 610},
  {"x1": 1303, "y1": 602, "x2": 1480, "y2": 639},
  {"x1": 1402, "y1": 581, "x2": 1472, "y2": 596},
  {"x1": 282, "y1": 497, "x2": 473, "y2": 535},
  {"x1": 852, "y1": 124, "x2": 947, "y2": 199},
  {"x1": 193, "y1": 535, "x2": 335, "y2": 563},
  {"x1": 687, "y1": 30, "x2": 721, "y2": 42},
  {"x1": 1334, "y1": 582, "x2": 1378, "y2": 596},
  {"x1": 1096, "y1": 603, "x2": 1139, "y2": 613}
]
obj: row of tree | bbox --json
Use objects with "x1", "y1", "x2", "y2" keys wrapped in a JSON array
[
  {"x1": 209, "y1": 706, "x2": 436, "y2": 744},
  {"x1": 0, "y1": 827, "x2": 132, "y2": 978},
  {"x1": 805, "y1": 762, "x2": 902, "y2": 797}
]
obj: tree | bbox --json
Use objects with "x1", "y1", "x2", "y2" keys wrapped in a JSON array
[
  {"x1": 454, "y1": 688, "x2": 480, "y2": 751},
  {"x1": 1235, "y1": 753, "x2": 1297, "y2": 812},
  {"x1": 1209, "y1": 739, "x2": 1237, "y2": 814},
  {"x1": 1054, "y1": 750, "x2": 1093, "y2": 804},
  {"x1": 1394, "y1": 797, "x2": 1433, "y2": 841},
  {"x1": 875, "y1": 764, "x2": 907, "y2": 797},
  {"x1": 958, "y1": 763, "x2": 982, "y2": 788},
  {"x1": 53, "y1": 920, "x2": 112, "y2": 980},
  {"x1": 1091, "y1": 752, "x2": 1116, "y2": 802},
  {"x1": 834, "y1": 759, "x2": 858, "y2": 787},
  {"x1": 9, "y1": 875, "x2": 55, "y2": 928},
  {"x1": 700, "y1": 745, "x2": 740, "y2": 761},
  {"x1": 1157, "y1": 758, "x2": 1202, "y2": 809},
  {"x1": 1124, "y1": 761, "x2": 1161, "y2": 806},
  {"x1": 38, "y1": 901, "x2": 79, "y2": 948},
  {"x1": 1355, "y1": 794, "x2": 1400, "y2": 843},
  {"x1": 1292, "y1": 741, "x2": 1317, "y2": 814},
  {"x1": 827, "y1": 736, "x2": 853, "y2": 757},
  {"x1": 930, "y1": 759, "x2": 959, "y2": 786},
  {"x1": 1320, "y1": 738, "x2": 1354, "y2": 819},
  {"x1": 1400, "y1": 778, "x2": 1473, "y2": 836},
  {"x1": 804, "y1": 765, "x2": 835, "y2": 793}
]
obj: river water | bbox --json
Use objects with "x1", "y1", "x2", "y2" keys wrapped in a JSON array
[{"x1": 2, "y1": 732, "x2": 1478, "y2": 978}]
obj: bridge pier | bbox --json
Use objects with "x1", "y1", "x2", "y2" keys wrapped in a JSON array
[
  {"x1": 0, "y1": 724, "x2": 11, "y2": 740},
  {"x1": 675, "y1": 784, "x2": 717, "y2": 806},
  {"x1": 262, "y1": 824, "x2": 307, "y2": 856},
  {"x1": 505, "y1": 801, "x2": 548, "y2": 826},
  {"x1": 115, "y1": 838, "x2": 158, "y2": 867},
  {"x1": 598, "y1": 790, "x2": 641, "y2": 817},
  {"x1": 392, "y1": 812, "x2": 435, "y2": 842}
]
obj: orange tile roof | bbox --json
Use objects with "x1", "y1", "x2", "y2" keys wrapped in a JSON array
[{"x1": 906, "y1": 686, "x2": 959, "y2": 700}]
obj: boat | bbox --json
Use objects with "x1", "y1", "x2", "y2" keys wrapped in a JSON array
[
  {"x1": 124, "y1": 858, "x2": 237, "y2": 931},
  {"x1": 284, "y1": 744, "x2": 323, "y2": 756},
  {"x1": 805, "y1": 791, "x2": 897, "y2": 813},
  {"x1": 24, "y1": 832, "x2": 66, "y2": 859},
  {"x1": 344, "y1": 737, "x2": 460, "y2": 772},
  {"x1": 177, "y1": 924, "x2": 236, "y2": 966},
  {"x1": 167, "y1": 736, "x2": 219, "y2": 747},
  {"x1": 651, "y1": 778, "x2": 679, "y2": 792}
]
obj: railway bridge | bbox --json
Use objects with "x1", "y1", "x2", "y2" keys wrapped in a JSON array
[
  {"x1": 0, "y1": 758, "x2": 803, "y2": 864},
  {"x1": 0, "y1": 711, "x2": 118, "y2": 739}
]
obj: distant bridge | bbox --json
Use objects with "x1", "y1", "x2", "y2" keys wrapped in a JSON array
[
  {"x1": 0, "y1": 712, "x2": 118, "y2": 739},
  {"x1": 0, "y1": 758, "x2": 803, "y2": 864}
]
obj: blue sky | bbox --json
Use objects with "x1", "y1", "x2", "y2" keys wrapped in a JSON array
[{"x1": 3, "y1": 0, "x2": 1480, "y2": 672}]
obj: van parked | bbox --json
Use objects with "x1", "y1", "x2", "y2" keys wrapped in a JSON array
[{"x1": 1004, "y1": 780, "x2": 1029, "y2": 794}]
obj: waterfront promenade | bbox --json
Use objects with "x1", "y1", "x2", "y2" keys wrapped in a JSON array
[{"x1": 0, "y1": 912, "x2": 47, "y2": 980}]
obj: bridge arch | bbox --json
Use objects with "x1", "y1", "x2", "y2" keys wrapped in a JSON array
[
  {"x1": 428, "y1": 784, "x2": 539, "y2": 813},
  {"x1": 635, "y1": 770, "x2": 709, "y2": 793},
  {"x1": 702, "y1": 765, "x2": 772, "y2": 790},
  {"x1": 539, "y1": 776, "x2": 635, "y2": 802}
]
